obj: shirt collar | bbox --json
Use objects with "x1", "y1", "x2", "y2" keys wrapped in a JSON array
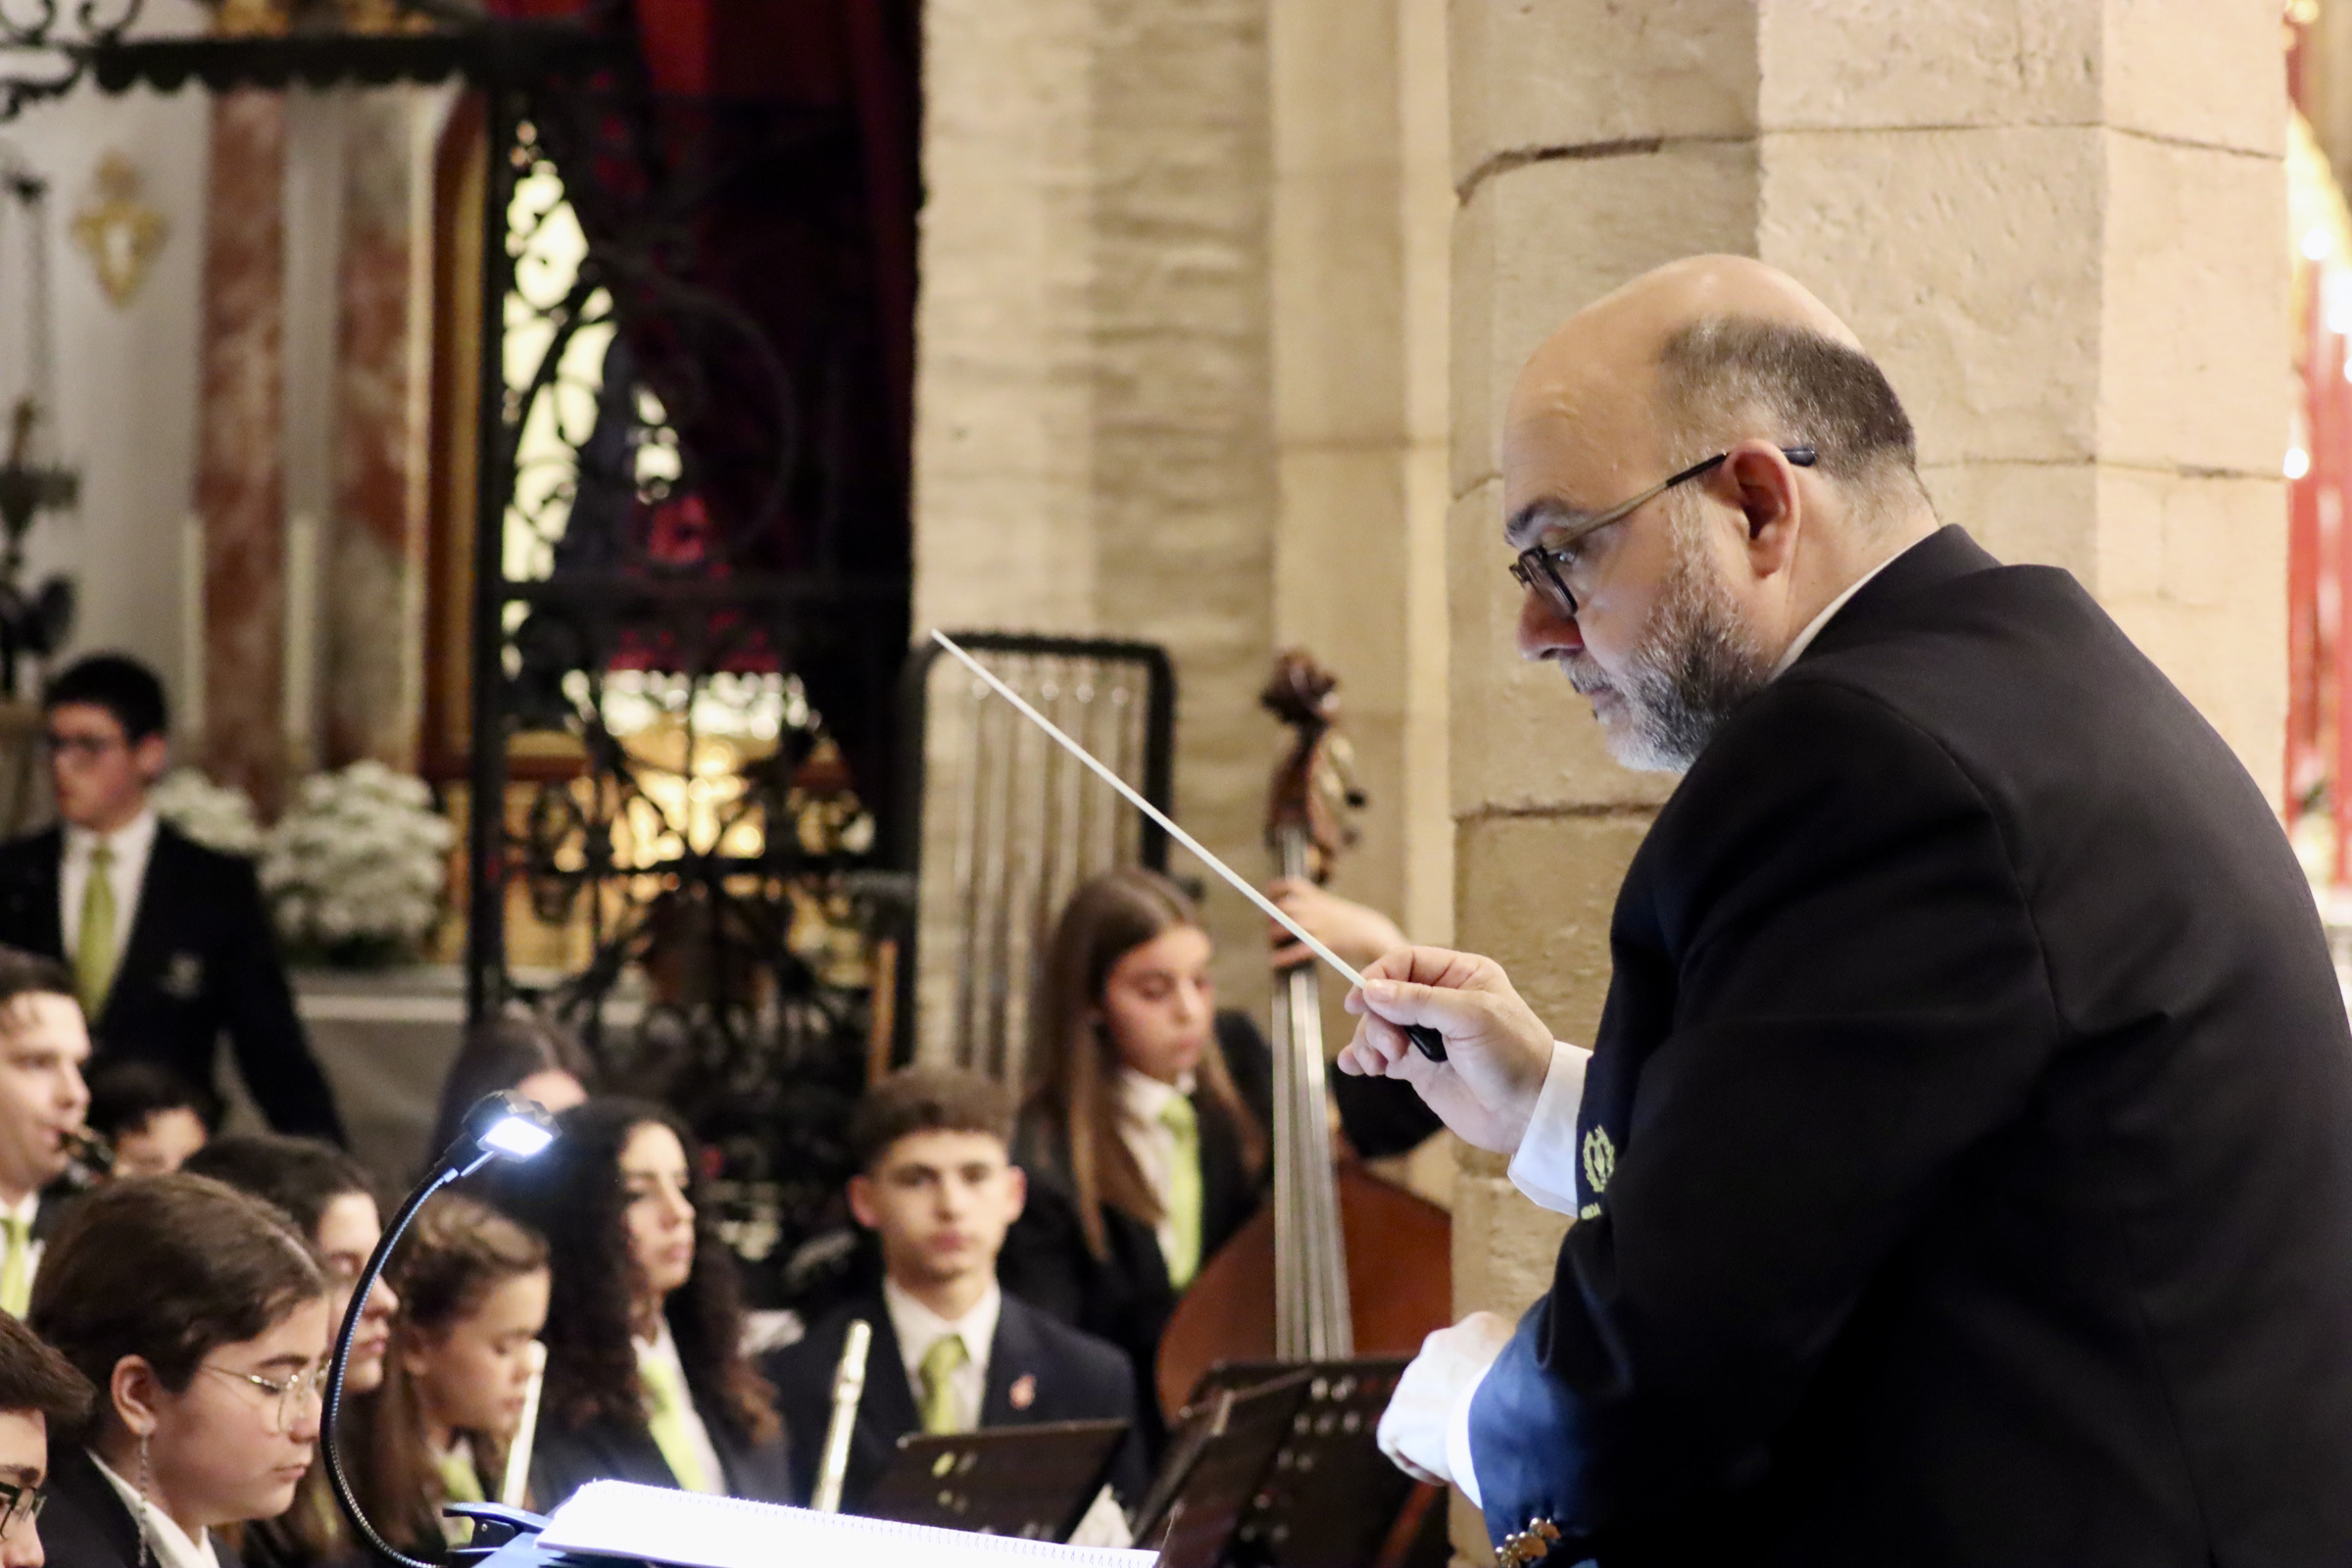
[
  {"x1": 1118, "y1": 1066, "x2": 1196, "y2": 1122},
  {"x1": 65, "y1": 808, "x2": 158, "y2": 864},
  {"x1": 89, "y1": 1447, "x2": 219, "y2": 1568},
  {"x1": 881, "y1": 1275, "x2": 1002, "y2": 1373},
  {"x1": 1769, "y1": 535, "x2": 1930, "y2": 679},
  {"x1": 0, "y1": 1190, "x2": 38, "y2": 1228}
]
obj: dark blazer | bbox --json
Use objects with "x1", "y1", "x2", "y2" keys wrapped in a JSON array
[
  {"x1": 528, "y1": 1397, "x2": 793, "y2": 1514},
  {"x1": 1468, "y1": 527, "x2": 2352, "y2": 1566},
  {"x1": 763, "y1": 1288, "x2": 1145, "y2": 1516},
  {"x1": 40, "y1": 1444, "x2": 248, "y2": 1568},
  {"x1": 0, "y1": 821, "x2": 343, "y2": 1142}
]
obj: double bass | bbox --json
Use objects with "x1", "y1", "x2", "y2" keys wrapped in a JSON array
[{"x1": 1154, "y1": 650, "x2": 1453, "y2": 1411}]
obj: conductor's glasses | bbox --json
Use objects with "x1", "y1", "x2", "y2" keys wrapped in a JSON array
[{"x1": 1509, "y1": 445, "x2": 1818, "y2": 619}]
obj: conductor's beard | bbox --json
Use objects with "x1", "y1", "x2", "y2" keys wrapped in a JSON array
[{"x1": 1566, "y1": 517, "x2": 1775, "y2": 774}]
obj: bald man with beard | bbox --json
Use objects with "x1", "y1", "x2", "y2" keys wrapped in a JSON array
[{"x1": 1341, "y1": 257, "x2": 2352, "y2": 1566}]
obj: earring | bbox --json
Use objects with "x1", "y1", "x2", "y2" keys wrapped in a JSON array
[{"x1": 133, "y1": 1432, "x2": 154, "y2": 1568}]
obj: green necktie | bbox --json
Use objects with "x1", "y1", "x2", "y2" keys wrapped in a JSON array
[
  {"x1": 436, "y1": 1446, "x2": 484, "y2": 1504},
  {"x1": 74, "y1": 842, "x2": 116, "y2": 1018},
  {"x1": 917, "y1": 1334, "x2": 970, "y2": 1436},
  {"x1": 1160, "y1": 1095, "x2": 1202, "y2": 1288},
  {"x1": 639, "y1": 1354, "x2": 719, "y2": 1494},
  {"x1": 0, "y1": 1214, "x2": 28, "y2": 1317}
]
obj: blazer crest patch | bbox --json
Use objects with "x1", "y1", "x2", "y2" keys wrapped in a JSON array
[
  {"x1": 161, "y1": 952, "x2": 204, "y2": 999},
  {"x1": 1007, "y1": 1373, "x2": 1037, "y2": 1410},
  {"x1": 1581, "y1": 1125, "x2": 1616, "y2": 1198}
]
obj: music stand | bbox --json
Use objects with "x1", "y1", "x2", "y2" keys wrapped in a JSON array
[
  {"x1": 1174, "y1": 1358, "x2": 1425, "y2": 1568},
  {"x1": 1128, "y1": 1369, "x2": 1314, "y2": 1568},
  {"x1": 862, "y1": 1418, "x2": 1132, "y2": 1542}
]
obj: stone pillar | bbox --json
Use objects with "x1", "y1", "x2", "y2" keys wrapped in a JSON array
[
  {"x1": 1445, "y1": 0, "x2": 2284, "y2": 1555},
  {"x1": 1269, "y1": 0, "x2": 1454, "y2": 952},
  {"x1": 914, "y1": 0, "x2": 1278, "y2": 1010}
]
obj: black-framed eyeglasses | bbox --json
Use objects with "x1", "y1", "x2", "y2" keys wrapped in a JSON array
[
  {"x1": 0, "y1": 1477, "x2": 47, "y2": 1537},
  {"x1": 204, "y1": 1361, "x2": 329, "y2": 1434},
  {"x1": 1508, "y1": 445, "x2": 1818, "y2": 619},
  {"x1": 40, "y1": 732, "x2": 123, "y2": 761}
]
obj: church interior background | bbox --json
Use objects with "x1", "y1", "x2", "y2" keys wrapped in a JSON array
[{"x1": 0, "y1": 1, "x2": 2326, "y2": 1556}]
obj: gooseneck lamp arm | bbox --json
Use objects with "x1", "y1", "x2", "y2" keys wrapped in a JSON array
[{"x1": 321, "y1": 1092, "x2": 559, "y2": 1568}]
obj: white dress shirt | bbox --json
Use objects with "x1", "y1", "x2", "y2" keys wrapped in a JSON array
[
  {"x1": 62, "y1": 808, "x2": 158, "y2": 965},
  {"x1": 1116, "y1": 1066, "x2": 1197, "y2": 1270},
  {"x1": 635, "y1": 1321, "x2": 726, "y2": 1493},
  {"x1": 90, "y1": 1447, "x2": 220, "y2": 1568},
  {"x1": 883, "y1": 1276, "x2": 1001, "y2": 1434},
  {"x1": 1430, "y1": 534, "x2": 1936, "y2": 1508}
]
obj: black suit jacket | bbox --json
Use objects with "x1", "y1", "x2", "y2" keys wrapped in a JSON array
[
  {"x1": 763, "y1": 1288, "x2": 1145, "y2": 1517},
  {"x1": 528, "y1": 1398, "x2": 793, "y2": 1515},
  {"x1": 0, "y1": 822, "x2": 343, "y2": 1141},
  {"x1": 1468, "y1": 528, "x2": 2352, "y2": 1565},
  {"x1": 41, "y1": 1444, "x2": 249, "y2": 1568}
]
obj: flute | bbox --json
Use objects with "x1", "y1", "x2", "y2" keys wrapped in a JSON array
[
  {"x1": 498, "y1": 1342, "x2": 548, "y2": 1509},
  {"x1": 809, "y1": 1319, "x2": 872, "y2": 1515}
]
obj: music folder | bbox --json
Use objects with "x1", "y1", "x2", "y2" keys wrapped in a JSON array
[
  {"x1": 862, "y1": 1417, "x2": 1132, "y2": 1542},
  {"x1": 462, "y1": 1480, "x2": 1160, "y2": 1568},
  {"x1": 1128, "y1": 1368, "x2": 1314, "y2": 1568}
]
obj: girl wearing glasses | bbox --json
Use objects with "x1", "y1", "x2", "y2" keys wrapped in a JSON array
[
  {"x1": 180, "y1": 1135, "x2": 399, "y2": 1568},
  {"x1": 347, "y1": 1194, "x2": 550, "y2": 1558},
  {"x1": 27, "y1": 1173, "x2": 330, "y2": 1568},
  {"x1": 484, "y1": 1098, "x2": 786, "y2": 1509}
]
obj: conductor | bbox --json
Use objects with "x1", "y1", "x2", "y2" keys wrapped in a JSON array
[{"x1": 1343, "y1": 257, "x2": 2352, "y2": 1565}]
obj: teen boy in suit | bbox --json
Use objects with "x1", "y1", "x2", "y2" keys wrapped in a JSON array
[
  {"x1": 0, "y1": 656, "x2": 341, "y2": 1142},
  {"x1": 766, "y1": 1067, "x2": 1144, "y2": 1517}
]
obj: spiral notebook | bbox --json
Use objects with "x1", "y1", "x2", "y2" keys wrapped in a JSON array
[{"x1": 537, "y1": 1481, "x2": 1160, "y2": 1568}]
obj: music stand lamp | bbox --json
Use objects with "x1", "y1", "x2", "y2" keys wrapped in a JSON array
[{"x1": 320, "y1": 1091, "x2": 561, "y2": 1568}]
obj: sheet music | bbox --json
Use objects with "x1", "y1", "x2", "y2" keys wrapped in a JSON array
[{"x1": 538, "y1": 1481, "x2": 1160, "y2": 1568}]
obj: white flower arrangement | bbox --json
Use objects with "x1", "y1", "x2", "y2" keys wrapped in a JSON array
[
  {"x1": 260, "y1": 760, "x2": 456, "y2": 964},
  {"x1": 148, "y1": 767, "x2": 265, "y2": 858}
]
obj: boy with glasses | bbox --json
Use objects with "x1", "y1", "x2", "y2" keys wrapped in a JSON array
[
  {"x1": 0, "y1": 655, "x2": 341, "y2": 1143},
  {"x1": 0, "y1": 1308, "x2": 94, "y2": 1567}
]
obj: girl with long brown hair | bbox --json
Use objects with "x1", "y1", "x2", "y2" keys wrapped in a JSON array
[
  {"x1": 481, "y1": 1098, "x2": 787, "y2": 1509},
  {"x1": 998, "y1": 869, "x2": 1273, "y2": 1441},
  {"x1": 348, "y1": 1194, "x2": 549, "y2": 1558}
]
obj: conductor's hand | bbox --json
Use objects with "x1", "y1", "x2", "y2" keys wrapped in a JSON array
[
  {"x1": 1264, "y1": 877, "x2": 1407, "y2": 970},
  {"x1": 1339, "y1": 947, "x2": 1554, "y2": 1155}
]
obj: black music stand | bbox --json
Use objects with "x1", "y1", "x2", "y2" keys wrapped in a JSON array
[
  {"x1": 862, "y1": 1418, "x2": 1132, "y2": 1542},
  {"x1": 1166, "y1": 1358, "x2": 1435, "y2": 1568},
  {"x1": 1128, "y1": 1369, "x2": 1313, "y2": 1568}
]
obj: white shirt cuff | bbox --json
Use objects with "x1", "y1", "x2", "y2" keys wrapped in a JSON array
[
  {"x1": 1505, "y1": 1041, "x2": 1593, "y2": 1214},
  {"x1": 1445, "y1": 1341, "x2": 1496, "y2": 1508}
]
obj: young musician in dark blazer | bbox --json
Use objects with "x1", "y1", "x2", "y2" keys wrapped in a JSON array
[
  {"x1": 484, "y1": 1099, "x2": 790, "y2": 1511},
  {"x1": 33, "y1": 1176, "x2": 334, "y2": 1568},
  {"x1": 1348, "y1": 264, "x2": 2352, "y2": 1565},
  {"x1": 0, "y1": 656, "x2": 342, "y2": 1143},
  {"x1": 0, "y1": 1305, "x2": 94, "y2": 1568},
  {"x1": 998, "y1": 868, "x2": 1443, "y2": 1448},
  {"x1": 767, "y1": 1068, "x2": 1144, "y2": 1516},
  {"x1": 996, "y1": 871, "x2": 1268, "y2": 1449}
]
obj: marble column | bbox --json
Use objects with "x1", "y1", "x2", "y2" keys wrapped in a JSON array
[
  {"x1": 194, "y1": 89, "x2": 289, "y2": 814},
  {"x1": 1446, "y1": 0, "x2": 2285, "y2": 1556},
  {"x1": 325, "y1": 89, "x2": 433, "y2": 772}
]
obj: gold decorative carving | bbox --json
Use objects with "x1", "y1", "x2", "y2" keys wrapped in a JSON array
[{"x1": 70, "y1": 156, "x2": 169, "y2": 310}]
